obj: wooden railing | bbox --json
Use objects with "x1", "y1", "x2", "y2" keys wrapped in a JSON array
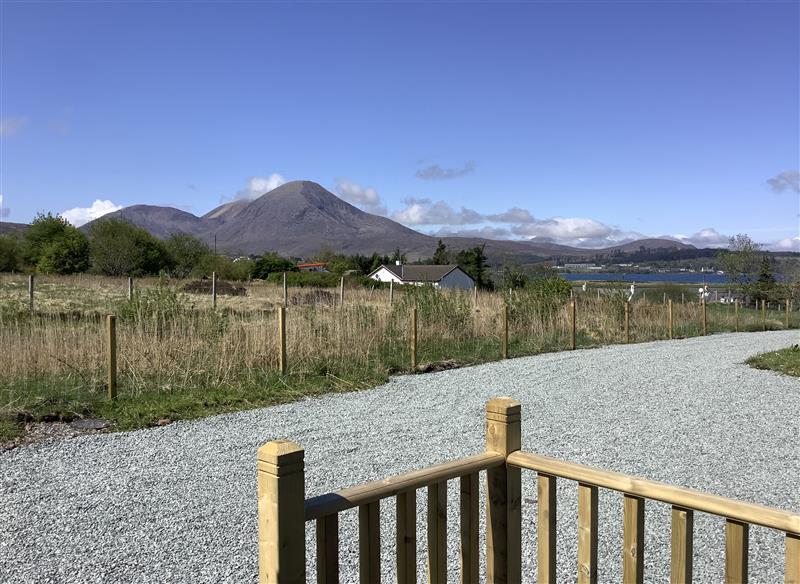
[{"x1": 257, "y1": 398, "x2": 800, "y2": 583}]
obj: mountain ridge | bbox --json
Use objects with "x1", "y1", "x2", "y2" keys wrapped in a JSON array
[{"x1": 87, "y1": 180, "x2": 693, "y2": 262}]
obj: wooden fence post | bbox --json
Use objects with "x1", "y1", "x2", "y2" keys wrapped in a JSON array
[
  {"x1": 786, "y1": 299, "x2": 790, "y2": 329},
  {"x1": 735, "y1": 299, "x2": 739, "y2": 332},
  {"x1": 127, "y1": 276, "x2": 134, "y2": 301},
  {"x1": 668, "y1": 299, "x2": 673, "y2": 340},
  {"x1": 28, "y1": 274, "x2": 34, "y2": 314},
  {"x1": 570, "y1": 299, "x2": 577, "y2": 350},
  {"x1": 257, "y1": 440, "x2": 306, "y2": 584},
  {"x1": 410, "y1": 307, "x2": 418, "y2": 371},
  {"x1": 339, "y1": 276, "x2": 345, "y2": 307},
  {"x1": 474, "y1": 285, "x2": 478, "y2": 308},
  {"x1": 107, "y1": 314, "x2": 117, "y2": 400},
  {"x1": 761, "y1": 299, "x2": 766, "y2": 331},
  {"x1": 282, "y1": 272, "x2": 287, "y2": 308},
  {"x1": 485, "y1": 397, "x2": 521, "y2": 584},
  {"x1": 389, "y1": 280, "x2": 394, "y2": 306},
  {"x1": 278, "y1": 306, "x2": 287, "y2": 375},
  {"x1": 501, "y1": 304, "x2": 509, "y2": 359},
  {"x1": 702, "y1": 300, "x2": 707, "y2": 336},
  {"x1": 212, "y1": 271, "x2": 217, "y2": 309},
  {"x1": 624, "y1": 302, "x2": 630, "y2": 344}
]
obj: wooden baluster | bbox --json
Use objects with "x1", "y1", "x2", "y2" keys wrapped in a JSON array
[
  {"x1": 316, "y1": 514, "x2": 339, "y2": 584},
  {"x1": 786, "y1": 533, "x2": 800, "y2": 584},
  {"x1": 577, "y1": 483, "x2": 598, "y2": 584},
  {"x1": 537, "y1": 474, "x2": 557, "y2": 584},
  {"x1": 460, "y1": 473, "x2": 479, "y2": 584},
  {"x1": 428, "y1": 481, "x2": 447, "y2": 583},
  {"x1": 359, "y1": 501, "x2": 381, "y2": 584},
  {"x1": 623, "y1": 495, "x2": 645, "y2": 584},
  {"x1": 485, "y1": 398, "x2": 522, "y2": 584},
  {"x1": 670, "y1": 507, "x2": 693, "y2": 584},
  {"x1": 725, "y1": 519, "x2": 749, "y2": 584},
  {"x1": 396, "y1": 490, "x2": 417, "y2": 584}
]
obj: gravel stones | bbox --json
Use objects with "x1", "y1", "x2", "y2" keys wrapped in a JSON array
[{"x1": 1, "y1": 331, "x2": 798, "y2": 583}]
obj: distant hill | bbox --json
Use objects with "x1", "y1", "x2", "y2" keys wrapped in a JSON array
[
  {"x1": 0, "y1": 222, "x2": 29, "y2": 237},
  {"x1": 87, "y1": 180, "x2": 693, "y2": 262}
]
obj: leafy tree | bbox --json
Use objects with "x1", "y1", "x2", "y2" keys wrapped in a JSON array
[
  {"x1": 750, "y1": 256, "x2": 777, "y2": 302},
  {"x1": 250, "y1": 252, "x2": 296, "y2": 280},
  {"x1": 0, "y1": 235, "x2": 21, "y2": 272},
  {"x1": 22, "y1": 212, "x2": 89, "y2": 274},
  {"x1": 37, "y1": 229, "x2": 90, "y2": 274},
  {"x1": 368, "y1": 252, "x2": 386, "y2": 273},
  {"x1": 718, "y1": 234, "x2": 762, "y2": 288},
  {"x1": 455, "y1": 244, "x2": 493, "y2": 289},
  {"x1": 500, "y1": 265, "x2": 528, "y2": 290},
  {"x1": 432, "y1": 240, "x2": 449, "y2": 265},
  {"x1": 165, "y1": 233, "x2": 212, "y2": 278},
  {"x1": 88, "y1": 219, "x2": 172, "y2": 276}
]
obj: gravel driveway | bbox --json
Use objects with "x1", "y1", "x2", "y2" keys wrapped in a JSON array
[{"x1": 2, "y1": 331, "x2": 799, "y2": 583}]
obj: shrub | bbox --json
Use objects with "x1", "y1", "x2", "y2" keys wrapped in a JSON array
[{"x1": 88, "y1": 219, "x2": 172, "y2": 276}]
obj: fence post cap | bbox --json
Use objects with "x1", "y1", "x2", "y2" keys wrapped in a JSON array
[
  {"x1": 258, "y1": 440, "x2": 304, "y2": 465},
  {"x1": 486, "y1": 397, "x2": 521, "y2": 416}
]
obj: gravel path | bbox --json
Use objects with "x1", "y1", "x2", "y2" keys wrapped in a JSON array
[{"x1": 2, "y1": 331, "x2": 799, "y2": 583}]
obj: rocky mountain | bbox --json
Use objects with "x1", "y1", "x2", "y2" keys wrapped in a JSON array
[{"x1": 88, "y1": 180, "x2": 694, "y2": 261}]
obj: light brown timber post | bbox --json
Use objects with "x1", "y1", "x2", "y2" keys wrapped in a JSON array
[
  {"x1": 725, "y1": 520, "x2": 748, "y2": 584},
  {"x1": 339, "y1": 276, "x2": 345, "y2": 307},
  {"x1": 786, "y1": 299, "x2": 790, "y2": 329},
  {"x1": 389, "y1": 280, "x2": 394, "y2": 306},
  {"x1": 127, "y1": 276, "x2": 134, "y2": 301},
  {"x1": 570, "y1": 298, "x2": 577, "y2": 350},
  {"x1": 282, "y1": 272, "x2": 287, "y2": 308},
  {"x1": 735, "y1": 300, "x2": 739, "y2": 332},
  {"x1": 485, "y1": 398, "x2": 522, "y2": 584},
  {"x1": 702, "y1": 299, "x2": 707, "y2": 336},
  {"x1": 212, "y1": 271, "x2": 217, "y2": 310},
  {"x1": 761, "y1": 299, "x2": 766, "y2": 331},
  {"x1": 786, "y1": 533, "x2": 800, "y2": 584},
  {"x1": 670, "y1": 507, "x2": 694, "y2": 584},
  {"x1": 257, "y1": 440, "x2": 306, "y2": 584},
  {"x1": 28, "y1": 274, "x2": 34, "y2": 313},
  {"x1": 668, "y1": 299, "x2": 674, "y2": 340},
  {"x1": 278, "y1": 306, "x2": 287, "y2": 375},
  {"x1": 624, "y1": 302, "x2": 630, "y2": 344},
  {"x1": 107, "y1": 314, "x2": 117, "y2": 400},
  {"x1": 501, "y1": 304, "x2": 509, "y2": 359},
  {"x1": 410, "y1": 307, "x2": 418, "y2": 371},
  {"x1": 474, "y1": 285, "x2": 478, "y2": 308}
]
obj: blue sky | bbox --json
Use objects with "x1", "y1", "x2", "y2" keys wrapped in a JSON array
[{"x1": 1, "y1": 0, "x2": 798, "y2": 250}]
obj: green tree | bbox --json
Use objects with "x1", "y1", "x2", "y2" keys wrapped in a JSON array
[
  {"x1": 718, "y1": 234, "x2": 762, "y2": 288},
  {"x1": 390, "y1": 248, "x2": 407, "y2": 264},
  {"x1": 165, "y1": 233, "x2": 212, "y2": 278},
  {"x1": 455, "y1": 245, "x2": 493, "y2": 289},
  {"x1": 250, "y1": 252, "x2": 296, "y2": 280},
  {"x1": 750, "y1": 256, "x2": 777, "y2": 302},
  {"x1": 22, "y1": 213, "x2": 89, "y2": 274},
  {"x1": 37, "y1": 229, "x2": 90, "y2": 274},
  {"x1": 432, "y1": 240, "x2": 449, "y2": 265},
  {"x1": 500, "y1": 265, "x2": 528, "y2": 290},
  {"x1": 88, "y1": 219, "x2": 172, "y2": 276},
  {"x1": 0, "y1": 235, "x2": 21, "y2": 272}
]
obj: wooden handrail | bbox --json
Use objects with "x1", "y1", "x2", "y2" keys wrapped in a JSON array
[
  {"x1": 304, "y1": 451, "x2": 505, "y2": 520},
  {"x1": 507, "y1": 451, "x2": 800, "y2": 534}
]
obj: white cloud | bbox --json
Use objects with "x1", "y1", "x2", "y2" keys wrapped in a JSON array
[
  {"x1": 391, "y1": 198, "x2": 483, "y2": 225},
  {"x1": 768, "y1": 237, "x2": 800, "y2": 252},
  {"x1": 235, "y1": 174, "x2": 287, "y2": 200},
  {"x1": 767, "y1": 170, "x2": 800, "y2": 193},
  {"x1": 61, "y1": 199, "x2": 123, "y2": 227},
  {"x1": 431, "y1": 225, "x2": 512, "y2": 239},
  {"x1": 485, "y1": 207, "x2": 536, "y2": 224},
  {"x1": 416, "y1": 160, "x2": 477, "y2": 180},
  {"x1": 673, "y1": 228, "x2": 730, "y2": 248},
  {"x1": 335, "y1": 179, "x2": 387, "y2": 215},
  {"x1": 0, "y1": 117, "x2": 28, "y2": 137}
]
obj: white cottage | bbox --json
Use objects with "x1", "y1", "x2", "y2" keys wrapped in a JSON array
[{"x1": 367, "y1": 263, "x2": 475, "y2": 290}]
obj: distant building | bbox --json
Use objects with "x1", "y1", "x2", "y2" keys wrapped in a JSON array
[
  {"x1": 297, "y1": 262, "x2": 329, "y2": 272},
  {"x1": 367, "y1": 263, "x2": 475, "y2": 290}
]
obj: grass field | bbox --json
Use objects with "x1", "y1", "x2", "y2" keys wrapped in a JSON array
[
  {"x1": 746, "y1": 345, "x2": 800, "y2": 377},
  {"x1": 1, "y1": 273, "x2": 796, "y2": 442}
]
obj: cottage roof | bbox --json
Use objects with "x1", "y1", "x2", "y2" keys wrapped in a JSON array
[{"x1": 370, "y1": 264, "x2": 471, "y2": 283}]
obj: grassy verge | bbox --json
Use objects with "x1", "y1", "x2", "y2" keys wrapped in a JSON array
[{"x1": 746, "y1": 345, "x2": 800, "y2": 377}]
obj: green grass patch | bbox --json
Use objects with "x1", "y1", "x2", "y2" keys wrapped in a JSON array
[{"x1": 746, "y1": 345, "x2": 800, "y2": 377}]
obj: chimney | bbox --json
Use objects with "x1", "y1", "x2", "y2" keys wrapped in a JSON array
[{"x1": 395, "y1": 260, "x2": 401, "y2": 266}]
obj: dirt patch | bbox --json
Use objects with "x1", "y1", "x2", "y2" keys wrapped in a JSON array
[{"x1": 2, "y1": 419, "x2": 112, "y2": 451}]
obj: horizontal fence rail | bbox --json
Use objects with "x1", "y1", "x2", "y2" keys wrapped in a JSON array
[{"x1": 258, "y1": 398, "x2": 800, "y2": 584}]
